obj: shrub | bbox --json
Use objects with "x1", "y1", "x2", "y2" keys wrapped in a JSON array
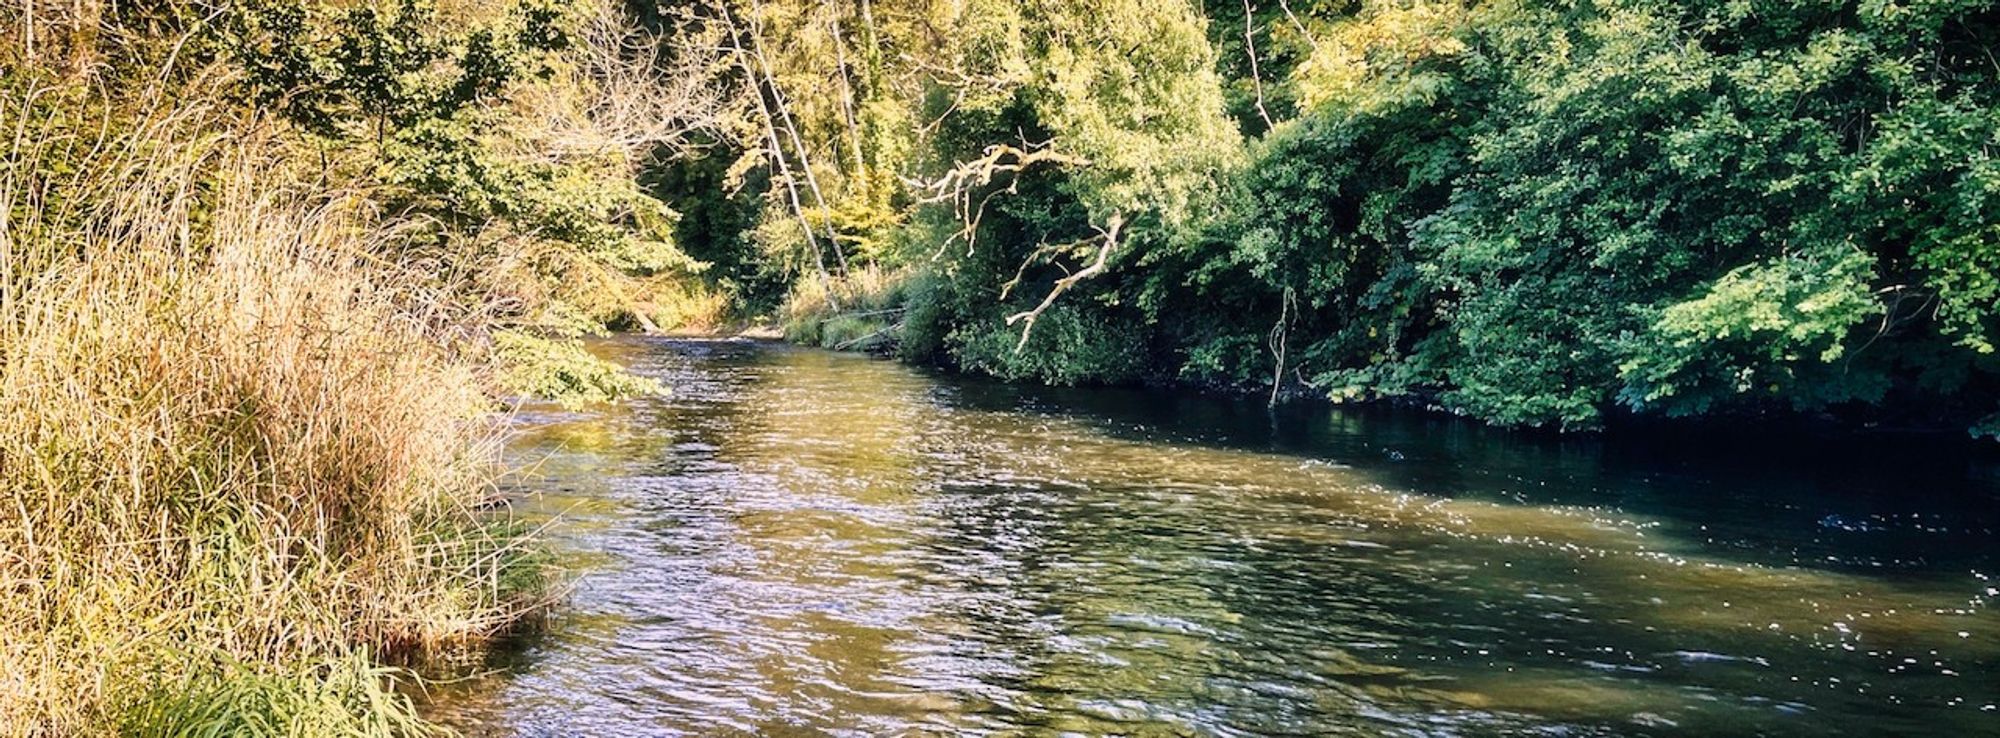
[
  {"x1": 779, "y1": 264, "x2": 913, "y2": 349},
  {"x1": 949, "y1": 304, "x2": 1148, "y2": 386}
]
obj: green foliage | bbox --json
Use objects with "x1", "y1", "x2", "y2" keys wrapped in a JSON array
[
  {"x1": 224, "y1": 0, "x2": 706, "y2": 401},
  {"x1": 949, "y1": 304, "x2": 1148, "y2": 385},
  {"x1": 1860, "y1": 93, "x2": 2000, "y2": 354},
  {"x1": 1974, "y1": 410, "x2": 2000, "y2": 441},
  {"x1": 1619, "y1": 247, "x2": 1888, "y2": 416},
  {"x1": 229, "y1": 0, "x2": 697, "y2": 293},
  {"x1": 1179, "y1": 333, "x2": 1268, "y2": 388},
  {"x1": 895, "y1": 267, "x2": 954, "y2": 363},
  {"x1": 1003, "y1": 0, "x2": 1244, "y2": 226},
  {"x1": 117, "y1": 653, "x2": 435, "y2": 738},
  {"x1": 493, "y1": 330, "x2": 666, "y2": 409},
  {"x1": 821, "y1": 315, "x2": 890, "y2": 350},
  {"x1": 644, "y1": 142, "x2": 787, "y2": 311},
  {"x1": 226, "y1": 0, "x2": 567, "y2": 139},
  {"x1": 1189, "y1": 0, "x2": 2000, "y2": 430},
  {"x1": 663, "y1": 0, "x2": 2000, "y2": 434}
]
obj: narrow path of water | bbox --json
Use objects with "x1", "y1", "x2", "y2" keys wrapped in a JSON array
[{"x1": 428, "y1": 338, "x2": 1998, "y2": 736}]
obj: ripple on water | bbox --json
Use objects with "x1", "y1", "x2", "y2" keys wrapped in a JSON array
[{"x1": 426, "y1": 339, "x2": 2000, "y2": 737}]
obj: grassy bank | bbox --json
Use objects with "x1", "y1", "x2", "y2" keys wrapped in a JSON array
[
  {"x1": 0, "y1": 0, "x2": 724, "y2": 732},
  {"x1": 779, "y1": 265, "x2": 913, "y2": 353},
  {"x1": 0, "y1": 82, "x2": 547, "y2": 736}
]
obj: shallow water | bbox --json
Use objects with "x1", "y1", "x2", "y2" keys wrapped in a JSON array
[{"x1": 427, "y1": 338, "x2": 1999, "y2": 736}]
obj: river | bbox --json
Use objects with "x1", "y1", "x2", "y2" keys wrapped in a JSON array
[{"x1": 426, "y1": 337, "x2": 1999, "y2": 736}]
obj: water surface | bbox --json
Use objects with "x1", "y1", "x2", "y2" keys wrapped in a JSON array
[{"x1": 428, "y1": 338, "x2": 1999, "y2": 736}]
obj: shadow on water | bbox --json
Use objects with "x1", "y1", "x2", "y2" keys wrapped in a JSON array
[
  {"x1": 936, "y1": 376, "x2": 2000, "y2": 579},
  {"x1": 426, "y1": 338, "x2": 2000, "y2": 737}
]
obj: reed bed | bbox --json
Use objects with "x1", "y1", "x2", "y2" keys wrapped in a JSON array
[{"x1": 0, "y1": 72, "x2": 549, "y2": 736}]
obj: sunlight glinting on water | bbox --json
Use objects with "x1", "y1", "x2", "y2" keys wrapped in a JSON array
[{"x1": 429, "y1": 339, "x2": 1999, "y2": 737}]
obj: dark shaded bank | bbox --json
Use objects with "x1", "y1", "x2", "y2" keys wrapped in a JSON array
[{"x1": 757, "y1": 323, "x2": 2000, "y2": 454}]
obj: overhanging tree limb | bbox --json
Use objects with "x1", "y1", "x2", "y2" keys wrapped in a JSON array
[
  {"x1": 1004, "y1": 212, "x2": 1124, "y2": 352},
  {"x1": 909, "y1": 140, "x2": 1086, "y2": 258}
]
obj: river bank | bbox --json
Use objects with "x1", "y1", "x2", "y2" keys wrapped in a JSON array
[
  {"x1": 684, "y1": 317, "x2": 2000, "y2": 452},
  {"x1": 0, "y1": 2, "x2": 693, "y2": 733}
]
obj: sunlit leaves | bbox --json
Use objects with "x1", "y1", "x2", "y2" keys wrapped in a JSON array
[
  {"x1": 1619, "y1": 246, "x2": 1889, "y2": 416},
  {"x1": 1291, "y1": 0, "x2": 1474, "y2": 114},
  {"x1": 1210, "y1": 0, "x2": 2000, "y2": 430}
]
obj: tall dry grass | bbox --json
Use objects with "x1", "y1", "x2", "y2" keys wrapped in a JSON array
[
  {"x1": 0, "y1": 69, "x2": 549, "y2": 735},
  {"x1": 780, "y1": 264, "x2": 913, "y2": 349}
]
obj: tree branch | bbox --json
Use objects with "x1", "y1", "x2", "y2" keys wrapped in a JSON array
[
  {"x1": 1003, "y1": 213, "x2": 1123, "y2": 352},
  {"x1": 908, "y1": 140, "x2": 1086, "y2": 258}
]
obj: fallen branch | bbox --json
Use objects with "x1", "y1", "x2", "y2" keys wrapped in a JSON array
[
  {"x1": 833, "y1": 321, "x2": 902, "y2": 351},
  {"x1": 1242, "y1": 0, "x2": 1274, "y2": 130},
  {"x1": 829, "y1": 307, "x2": 906, "y2": 319},
  {"x1": 1268, "y1": 286, "x2": 1296, "y2": 406}
]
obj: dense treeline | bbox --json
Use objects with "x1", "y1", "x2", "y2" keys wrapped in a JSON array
[{"x1": 652, "y1": 0, "x2": 2000, "y2": 435}]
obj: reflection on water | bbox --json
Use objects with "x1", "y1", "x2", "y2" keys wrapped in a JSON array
[{"x1": 426, "y1": 338, "x2": 1999, "y2": 736}]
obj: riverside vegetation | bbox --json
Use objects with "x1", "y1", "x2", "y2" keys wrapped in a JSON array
[
  {"x1": 0, "y1": 0, "x2": 716, "y2": 734},
  {"x1": 0, "y1": 0, "x2": 1995, "y2": 735},
  {"x1": 647, "y1": 0, "x2": 2000, "y2": 436}
]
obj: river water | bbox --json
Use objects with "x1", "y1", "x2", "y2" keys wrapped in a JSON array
[{"x1": 427, "y1": 338, "x2": 1999, "y2": 736}]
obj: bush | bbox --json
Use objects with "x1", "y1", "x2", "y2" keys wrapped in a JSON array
[
  {"x1": 778, "y1": 265, "x2": 913, "y2": 349},
  {"x1": 895, "y1": 269, "x2": 952, "y2": 363},
  {"x1": 949, "y1": 304, "x2": 1148, "y2": 386},
  {"x1": 494, "y1": 330, "x2": 666, "y2": 408}
]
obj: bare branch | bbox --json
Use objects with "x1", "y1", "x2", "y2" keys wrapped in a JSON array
[
  {"x1": 908, "y1": 141, "x2": 1086, "y2": 258},
  {"x1": 998, "y1": 240, "x2": 1067, "y2": 301},
  {"x1": 526, "y1": 0, "x2": 731, "y2": 161},
  {"x1": 1003, "y1": 213, "x2": 1124, "y2": 352},
  {"x1": 1242, "y1": 0, "x2": 1274, "y2": 130},
  {"x1": 1277, "y1": 0, "x2": 1321, "y2": 54},
  {"x1": 715, "y1": 1, "x2": 837, "y2": 308},
  {"x1": 743, "y1": 0, "x2": 850, "y2": 274},
  {"x1": 1268, "y1": 286, "x2": 1296, "y2": 406}
]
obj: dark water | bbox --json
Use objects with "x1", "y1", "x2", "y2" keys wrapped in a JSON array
[{"x1": 427, "y1": 338, "x2": 2000, "y2": 736}]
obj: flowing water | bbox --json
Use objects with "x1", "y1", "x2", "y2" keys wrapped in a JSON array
[{"x1": 427, "y1": 338, "x2": 2000, "y2": 736}]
